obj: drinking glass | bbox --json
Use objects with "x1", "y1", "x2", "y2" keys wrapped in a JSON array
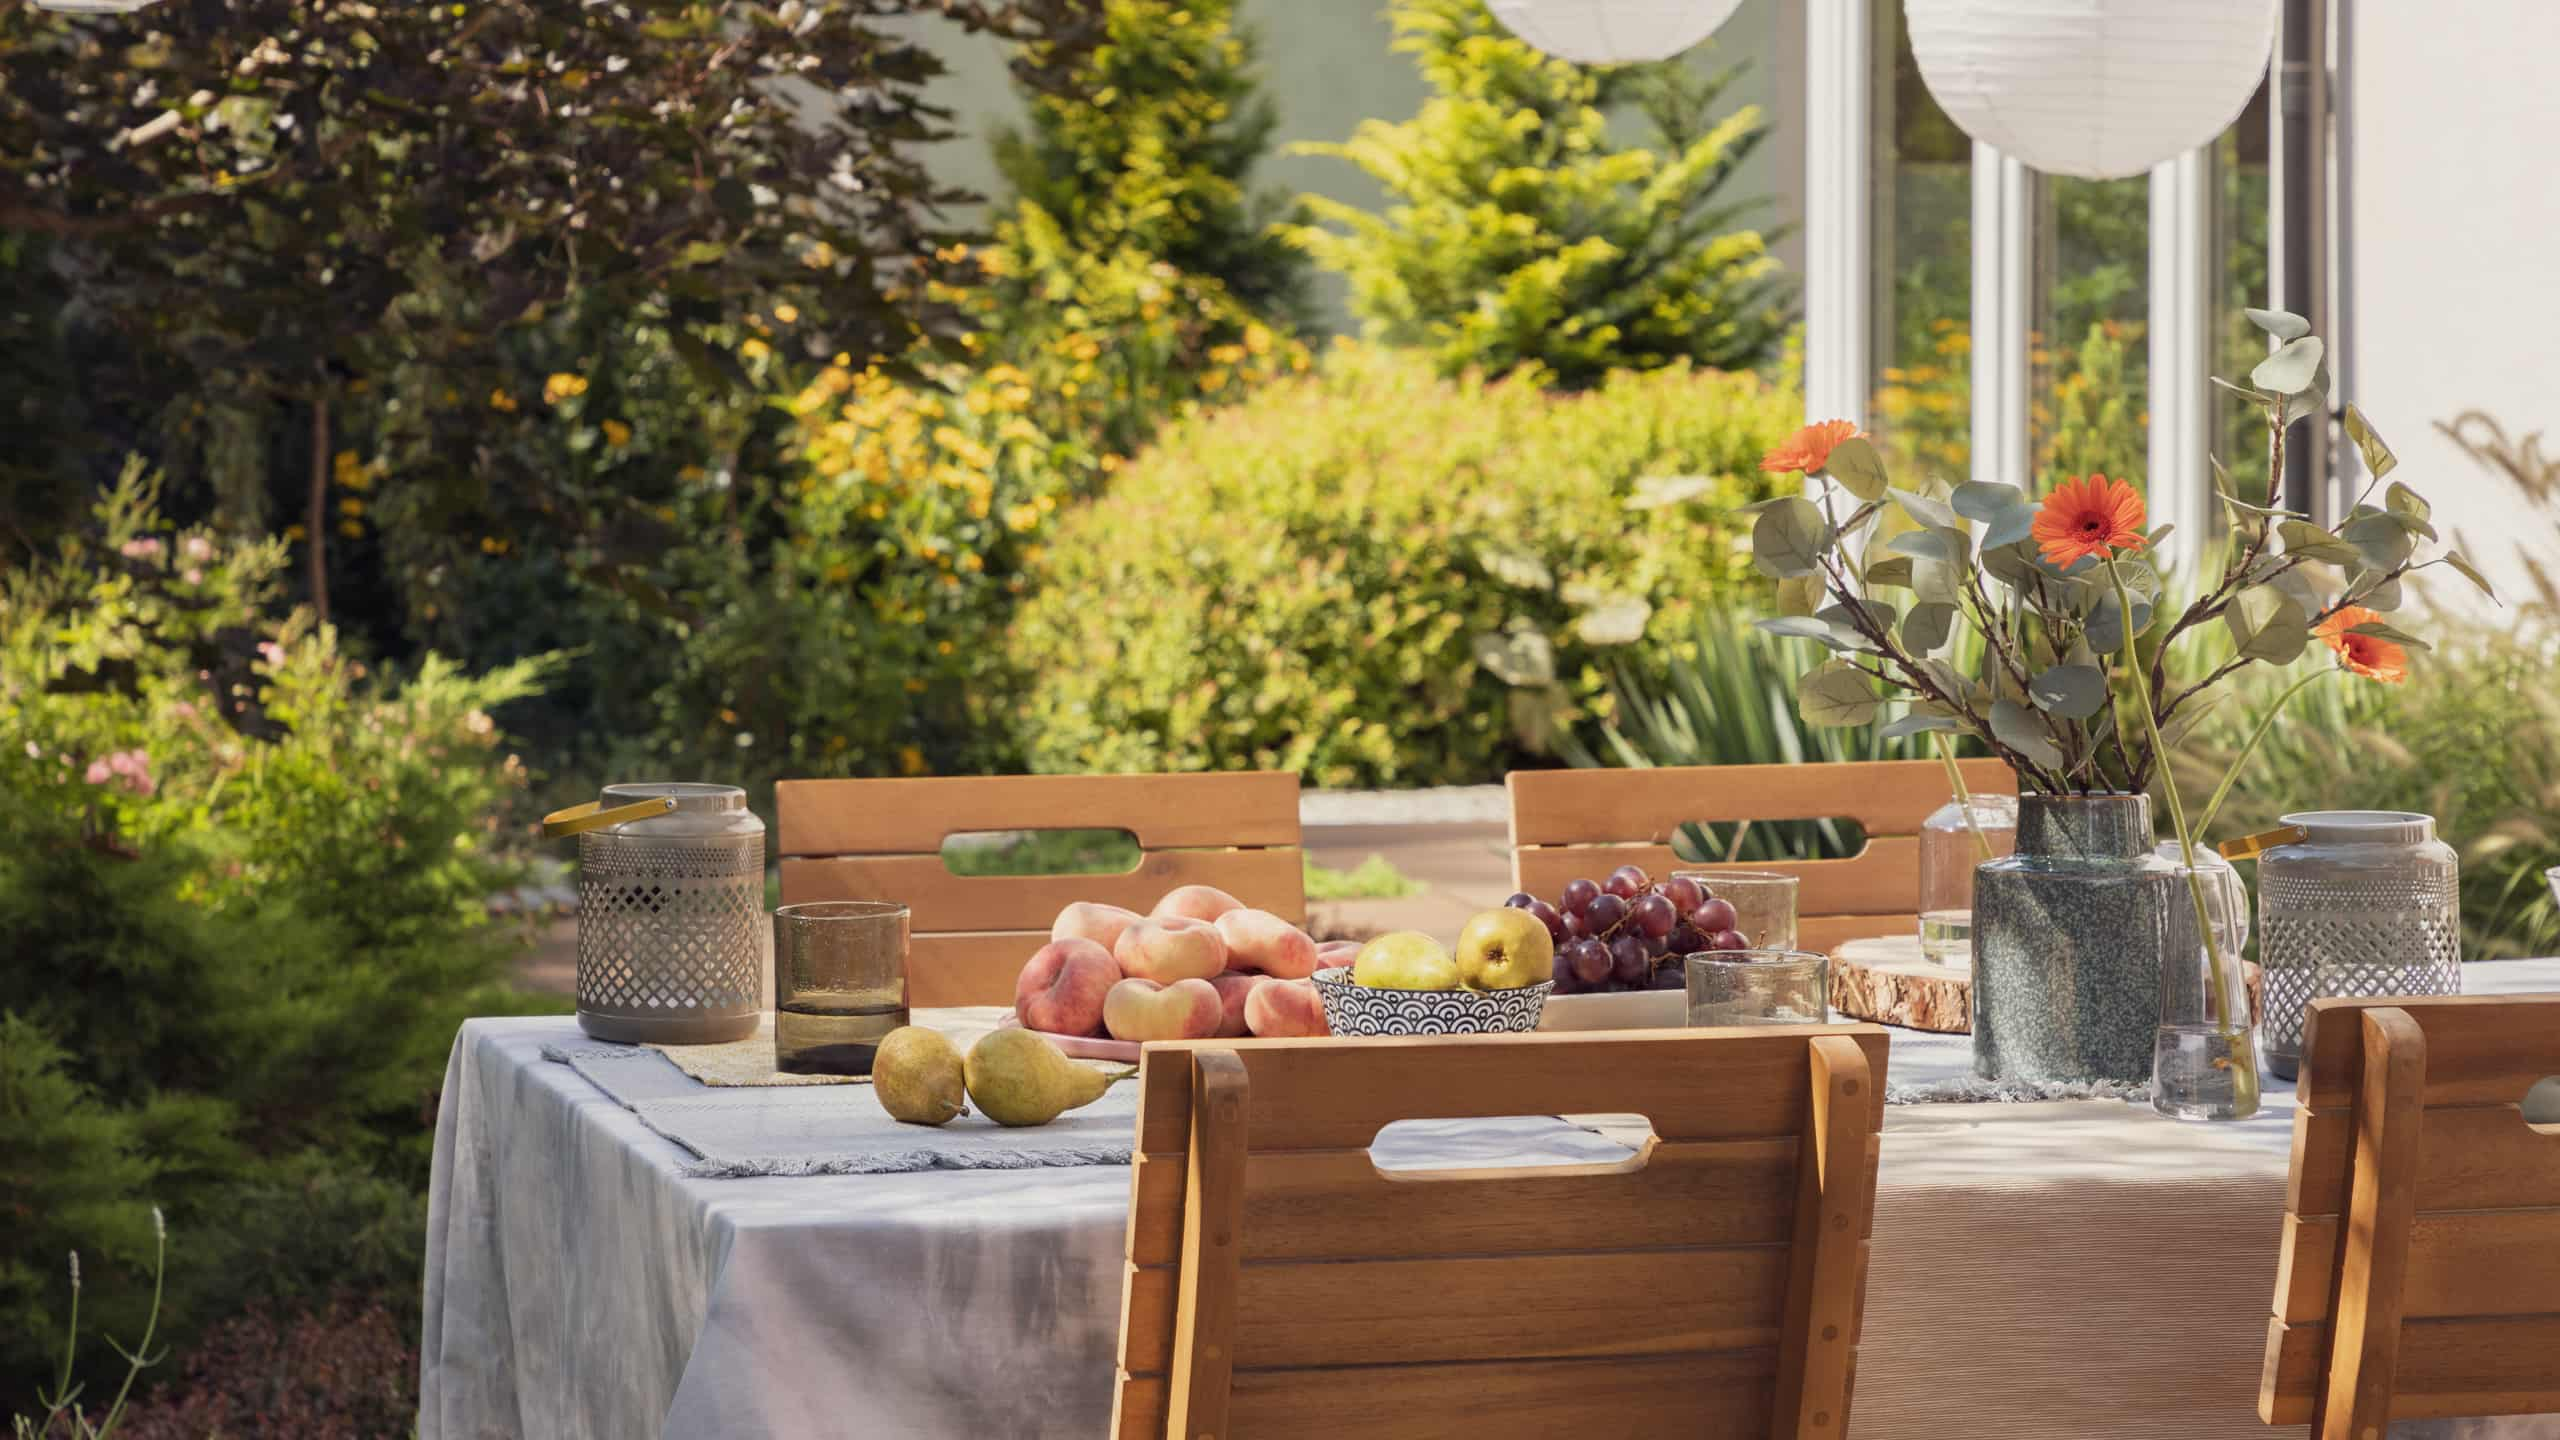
[
  {"x1": 773, "y1": 901, "x2": 910, "y2": 1076},
  {"x1": 1669, "y1": 869, "x2": 1801, "y2": 950},
  {"x1": 1686, "y1": 949, "x2": 1830, "y2": 1027}
]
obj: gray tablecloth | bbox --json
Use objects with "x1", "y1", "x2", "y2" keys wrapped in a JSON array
[{"x1": 422, "y1": 960, "x2": 2560, "y2": 1440}]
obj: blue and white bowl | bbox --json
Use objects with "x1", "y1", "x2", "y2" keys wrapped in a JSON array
[{"x1": 1309, "y1": 965, "x2": 1551, "y2": 1037}]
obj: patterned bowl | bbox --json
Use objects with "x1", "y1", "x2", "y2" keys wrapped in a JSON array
[{"x1": 1309, "y1": 966, "x2": 1552, "y2": 1036}]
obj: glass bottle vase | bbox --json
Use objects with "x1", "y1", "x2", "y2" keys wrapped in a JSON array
[
  {"x1": 1916, "y1": 794, "x2": 2019, "y2": 966},
  {"x1": 2151, "y1": 857, "x2": 2261, "y2": 1120}
]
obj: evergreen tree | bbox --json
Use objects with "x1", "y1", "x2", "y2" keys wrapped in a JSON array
[
  {"x1": 1287, "y1": 0, "x2": 1792, "y2": 387},
  {"x1": 991, "y1": 0, "x2": 1310, "y2": 325}
]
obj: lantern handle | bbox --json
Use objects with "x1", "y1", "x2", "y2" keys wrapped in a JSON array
[{"x1": 542, "y1": 795, "x2": 678, "y2": 839}]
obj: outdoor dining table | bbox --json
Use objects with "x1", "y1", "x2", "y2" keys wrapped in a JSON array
[{"x1": 420, "y1": 958, "x2": 2560, "y2": 1440}]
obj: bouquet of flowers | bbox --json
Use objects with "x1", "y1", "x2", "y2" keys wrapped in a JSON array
[{"x1": 1744, "y1": 307, "x2": 2494, "y2": 1106}]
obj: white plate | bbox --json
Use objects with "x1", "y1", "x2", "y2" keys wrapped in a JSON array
[{"x1": 1536, "y1": 989, "x2": 1686, "y2": 1032}]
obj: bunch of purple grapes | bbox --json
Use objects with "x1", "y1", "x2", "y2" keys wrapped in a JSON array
[{"x1": 1505, "y1": 865, "x2": 1745, "y2": 995}]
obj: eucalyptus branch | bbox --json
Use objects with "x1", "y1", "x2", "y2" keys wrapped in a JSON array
[{"x1": 1814, "y1": 551, "x2": 2058, "y2": 789}]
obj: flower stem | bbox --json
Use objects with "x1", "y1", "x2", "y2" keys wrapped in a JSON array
[
  {"x1": 1931, "y1": 731, "x2": 1994, "y2": 861},
  {"x1": 2194, "y1": 668, "x2": 2332, "y2": 840},
  {"x1": 2106, "y1": 557, "x2": 2260, "y2": 1117}
]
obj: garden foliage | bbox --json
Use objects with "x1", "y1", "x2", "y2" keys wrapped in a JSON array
[
  {"x1": 1287, "y1": 0, "x2": 1791, "y2": 387},
  {"x1": 1009, "y1": 342, "x2": 1798, "y2": 787},
  {"x1": 0, "y1": 471, "x2": 549, "y2": 1404}
]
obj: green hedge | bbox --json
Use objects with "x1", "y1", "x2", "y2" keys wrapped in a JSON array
[{"x1": 1007, "y1": 342, "x2": 1799, "y2": 786}]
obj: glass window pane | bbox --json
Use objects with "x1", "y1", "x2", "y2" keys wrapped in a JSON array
[
  {"x1": 2212, "y1": 80, "x2": 2275, "y2": 506},
  {"x1": 1868, "y1": 1, "x2": 1971, "y2": 482},
  {"x1": 2033, "y1": 175, "x2": 2149, "y2": 484}
]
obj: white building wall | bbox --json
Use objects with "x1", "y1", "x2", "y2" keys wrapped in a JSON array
[{"x1": 2342, "y1": 0, "x2": 2560, "y2": 609}]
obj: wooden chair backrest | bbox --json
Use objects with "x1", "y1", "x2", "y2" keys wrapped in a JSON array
[
  {"x1": 2261, "y1": 993, "x2": 2560, "y2": 1435},
  {"x1": 775, "y1": 773, "x2": 1303, "y2": 1007},
  {"x1": 1506, "y1": 758, "x2": 2016, "y2": 953},
  {"x1": 1111, "y1": 1025, "x2": 1891, "y2": 1440}
]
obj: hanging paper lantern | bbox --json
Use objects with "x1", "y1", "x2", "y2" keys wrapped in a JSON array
[
  {"x1": 1906, "y1": 0, "x2": 2278, "y2": 180},
  {"x1": 1483, "y1": 0, "x2": 1749, "y2": 65}
]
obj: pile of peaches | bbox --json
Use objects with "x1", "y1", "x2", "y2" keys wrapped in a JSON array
[{"x1": 1014, "y1": 884, "x2": 1348, "y2": 1043}]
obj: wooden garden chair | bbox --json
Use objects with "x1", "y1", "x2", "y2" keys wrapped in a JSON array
[
  {"x1": 775, "y1": 773, "x2": 1304, "y2": 1007},
  {"x1": 2260, "y1": 993, "x2": 2560, "y2": 1436},
  {"x1": 1506, "y1": 758, "x2": 2015, "y2": 953},
  {"x1": 1111, "y1": 1025, "x2": 1891, "y2": 1440}
]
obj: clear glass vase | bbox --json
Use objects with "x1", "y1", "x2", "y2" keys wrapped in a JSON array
[
  {"x1": 1916, "y1": 794, "x2": 2018, "y2": 966},
  {"x1": 2152, "y1": 861, "x2": 2262, "y2": 1121}
]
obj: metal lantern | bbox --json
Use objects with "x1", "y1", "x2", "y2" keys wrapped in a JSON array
[
  {"x1": 1905, "y1": 0, "x2": 2278, "y2": 180},
  {"x1": 545, "y1": 783, "x2": 766, "y2": 1045},
  {"x1": 1483, "y1": 0, "x2": 1747, "y2": 65},
  {"x1": 2256, "y1": 811, "x2": 2461, "y2": 1079}
]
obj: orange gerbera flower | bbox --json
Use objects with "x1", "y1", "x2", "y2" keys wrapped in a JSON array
[
  {"x1": 2316, "y1": 605, "x2": 2410, "y2": 683},
  {"x1": 2032, "y1": 473, "x2": 2148, "y2": 567},
  {"x1": 1760, "y1": 419, "x2": 1861, "y2": 474}
]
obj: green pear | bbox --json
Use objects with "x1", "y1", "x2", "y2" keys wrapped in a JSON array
[
  {"x1": 1352, "y1": 930, "x2": 1461, "y2": 991},
  {"x1": 963, "y1": 1027, "x2": 1121, "y2": 1127},
  {"x1": 872, "y1": 1026, "x2": 968, "y2": 1126}
]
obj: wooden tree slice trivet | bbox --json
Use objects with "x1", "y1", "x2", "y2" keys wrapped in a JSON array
[{"x1": 1828, "y1": 934, "x2": 1971, "y2": 1033}]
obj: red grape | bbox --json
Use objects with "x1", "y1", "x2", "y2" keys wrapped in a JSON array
[
  {"x1": 1664, "y1": 921, "x2": 1704, "y2": 955},
  {"x1": 1564, "y1": 938, "x2": 1612, "y2": 987},
  {"x1": 1604, "y1": 864, "x2": 1651, "y2": 899},
  {"x1": 1608, "y1": 933, "x2": 1649, "y2": 985},
  {"x1": 1526, "y1": 899, "x2": 1567, "y2": 943},
  {"x1": 1584, "y1": 892, "x2": 1628, "y2": 935},
  {"x1": 1648, "y1": 965, "x2": 1686, "y2": 992},
  {"x1": 1549, "y1": 949, "x2": 1584, "y2": 994},
  {"x1": 1561, "y1": 909, "x2": 1587, "y2": 940},
  {"x1": 1643, "y1": 933, "x2": 1673, "y2": 959},
  {"x1": 1504, "y1": 891, "x2": 1535, "y2": 909},
  {"x1": 1559, "y1": 878, "x2": 1600, "y2": 915},
  {"x1": 1631, "y1": 892, "x2": 1677, "y2": 939},
  {"x1": 1708, "y1": 928, "x2": 1749, "y2": 951},
  {"x1": 1659, "y1": 875, "x2": 1704, "y2": 913},
  {"x1": 1694, "y1": 896, "x2": 1739, "y2": 933}
]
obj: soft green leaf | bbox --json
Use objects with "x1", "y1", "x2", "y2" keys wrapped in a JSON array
[
  {"x1": 2245, "y1": 307, "x2": 2312, "y2": 341},
  {"x1": 2341, "y1": 511, "x2": 2416, "y2": 573},
  {"x1": 2209, "y1": 374, "x2": 2271, "y2": 406},
  {"x1": 1885, "y1": 529, "x2": 1960, "y2": 565},
  {"x1": 2279, "y1": 520, "x2": 2364, "y2": 568},
  {"x1": 1909, "y1": 556, "x2": 1961, "y2": 605},
  {"x1": 2145, "y1": 523, "x2": 2175, "y2": 549},
  {"x1": 2083, "y1": 583, "x2": 2155, "y2": 652},
  {"x1": 2027, "y1": 663, "x2": 2108, "y2": 720},
  {"x1": 2265, "y1": 563, "x2": 2324, "y2": 615},
  {"x1": 2384, "y1": 480, "x2": 2433, "y2": 531},
  {"x1": 1818, "y1": 598, "x2": 1895, "y2": 651},
  {"x1": 2346, "y1": 619, "x2": 2432, "y2": 652},
  {"x1": 2441, "y1": 552, "x2": 2500, "y2": 603},
  {"x1": 1755, "y1": 615, "x2": 1841, "y2": 643},
  {"x1": 1819, "y1": 437, "x2": 1891, "y2": 503},
  {"x1": 2351, "y1": 571, "x2": 2403, "y2": 612},
  {"x1": 2223, "y1": 589, "x2": 2311, "y2": 663},
  {"x1": 1798, "y1": 662, "x2": 1881, "y2": 727},
  {"x1": 2284, "y1": 357, "x2": 2333, "y2": 425},
  {"x1": 1751, "y1": 496, "x2": 1831, "y2": 579},
  {"x1": 1901, "y1": 601, "x2": 1956, "y2": 655},
  {"x1": 1989, "y1": 699, "x2": 2064, "y2": 770},
  {"x1": 2344, "y1": 404, "x2": 2398, "y2": 481},
  {"x1": 1950, "y1": 481, "x2": 2024, "y2": 522},
  {"x1": 1889, "y1": 486, "x2": 1963, "y2": 533},
  {"x1": 2252, "y1": 336, "x2": 2326, "y2": 396},
  {"x1": 1862, "y1": 555, "x2": 1915, "y2": 589},
  {"x1": 1980, "y1": 540, "x2": 2039, "y2": 590},
  {"x1": 1878, "y1": 711, "x2": 1960, "y2": 741}
]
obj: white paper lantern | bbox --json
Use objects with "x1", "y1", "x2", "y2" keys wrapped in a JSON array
[
  {"x1": 1484, "y1": 0, "x2": 1749, "y2": 65},
  {"x1": 1906, "y1": 0, "x2": 2278, "y2": 180}
]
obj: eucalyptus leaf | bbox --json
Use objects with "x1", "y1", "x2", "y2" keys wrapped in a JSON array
[
  {"x1": 1751, "y1": 496, "x2": 1831, "y2": 579},
  {"x1": 1755, "y1": 615, "x2": 1839, "y2": 642},
  {"x1": 1980, "y1": 540, "x2": 2040, "y2": 590},
  {"x1": 2344, "y1": 404, "x2": 2398, "y2": 481},
  {"x1": 1775, "y1": 573, "x2": 1825, "y2": 617},
  {"x1": 2027, "y1": 663, "x2": 2108, "y2": 720},
  {"x1": 1819, "y1": 436, "x2": 1891, "y2": 503},
  {"x1": 2441, "y1": 552, "x2": 2500, "y2": 603},
  {"x1": 2347, "y1": 619, "x2": 2432, "y2": 652},
  {"x1": 1909, "y1": 555, "x2": 1961, "y2": 605},
  {"x1": 2208, "y1": 373, "x2": 2271, "y2": 406},
  {"x1": 2265, "y1": 564, "x2": 2324, "y2": 615},
  {"x1": 2222, "y1": 589, "x2": 2311, "y2": 664},
  {"x1": 1817, "y1": 598, "x2": 1896, "y2": 651},
  {"x1": 1878, "y1": 711, "x2": 1961, "y2": 740},
  {"x1": 1889, "y1": 486, "x2": 1963, "y2": 533},
  {"x1": 1980, "y1": 504, "x2": 2035, "y2": 550},
  {"x1": 1989, "y1": 699, "x2": 2064, "y2": 770},
  {"x1": 2252, "y1": 336, "x2": 2325, "y2": 396},
  {"x1": 2145, "y1": 523, "x2": 2176, "y2": 549},
  {"x1": 2284, "y1": 358, "x2": 2333, "y2": 426},
  {"x1": 2084, "y1": 586, "x2": 2155, "y2": 652},
  {"x1": 2278, "y1": 520, "x2": 2364, "y2": 568},
  {"x1": 1886, "y1": 529, "x2": 1960, "y2": 565},
  {"x1": 1901, "y1": 601, "x2": 1957, "y2": 655},
  {"x1": 2341, "y1": 511, "x2": 2416, "y2": 573},
  {"x1": 1951, "y1": 481, "x2": 2026, "y2": 523},
  {"x1": 2351, "y1": 571, "x2": 2402, "y2": 612},
  {"x1": 2158, "y1": 693, "x2": 2226, "y2": 750},
  {"x1": 2244, "y1": 307, "x2": 2312, "y2": 341},
  {"x1": 2384, "y1": 480, "x2": 2435, "y2": 536},
  {"x1": 1798, "y1": 662, "x2": 1881, "y2": 728},
  {"x1": 1862, "y1": 555, "x2": 1915, "y2": 589}
]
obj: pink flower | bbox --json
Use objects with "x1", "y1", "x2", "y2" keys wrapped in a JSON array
[
  {"x1": 108, "y1": 750, "x2": 144, "y2": 777},
  {"x1": 84, "y1": 758, "x2": 113, "y2": 785},
  {"x1": 182, "y1": 536, "x2": 214, "y2": 563},
  {"x1": 257, "y1": 641, "x2": 286, "y2": 667},
  {"x1": 171, "y1": 701, "x2": 198, "y2": 721},
  {"x1": 119, "y1": 537, "x2": 164, "y2": 561},
  {"x1": 182, "y1": 568, "x2": 204, "y2": 585}
]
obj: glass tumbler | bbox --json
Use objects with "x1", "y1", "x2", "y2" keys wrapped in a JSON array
[
  {"x1": 1686, "y1": 949, "x2": 1830, "y2": 1027},
  {"x1": 1670, "y1": 870, "x2": 1801, "y2": 950},
  {"x1": 773, "y1": 901, "x2": 910, "y2": 1076}
]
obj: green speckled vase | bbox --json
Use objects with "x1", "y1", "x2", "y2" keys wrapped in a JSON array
[{"x1": 1972, "y1": 792, "x2": 2187, "y2": 1085}]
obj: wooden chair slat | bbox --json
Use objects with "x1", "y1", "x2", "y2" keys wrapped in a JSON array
[
  {"x1": 2260, "y1": 994, "x2": 2560, "y2": 1432},
  {"x1": 775, "y1": 772, "x2": 1300, "y2": 855},
  {"x1": 2296, "y1": 993, "x2": 2560, "y2": 1110},
  {"x1": 781, "y1": 849, "x2": 1305, "y2": 933},
  {"x1": 1225, "y1": 1350, "x2": 1778, "y2": 1440},
  {"x1": 1115, "y1": 1027, "x2": 1891, "y2": 1439},
  {"x1": 1233, "y1": 1137, "x2": 1803, "y2": 1261},
  {"x1": 1505, "y1": 758, "x2": 2014, "y2": 844}
]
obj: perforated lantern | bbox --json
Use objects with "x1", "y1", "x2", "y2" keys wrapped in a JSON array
[
  {"x1": 1905, "y1": 0, "x2": 2278, "y2": 180},
  {"x1": 1483, "y1": 0, "x2": 1747, "y2": 65}
]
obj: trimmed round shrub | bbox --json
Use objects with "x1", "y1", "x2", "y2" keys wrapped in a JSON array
[{"x1": 1007, "y1": 342, "x2": 1799, "y2": 786}]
